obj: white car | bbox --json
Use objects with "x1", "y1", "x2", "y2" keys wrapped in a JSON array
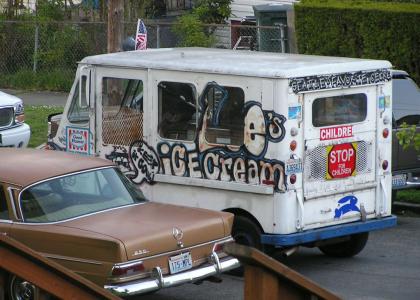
[{"x1": 0, "y1": 91, "x2": 30, "y2": 148}]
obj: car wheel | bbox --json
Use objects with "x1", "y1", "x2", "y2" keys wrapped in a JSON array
[
  {"x1": 318, "y1": 232, "x2": 369, "y2": 257},
  {"x1": 8, "y1": 275, "x2": 36, "y2": 300},
  {"x1": 232, "y1": 215, "x2": 262, "y2": 250}
]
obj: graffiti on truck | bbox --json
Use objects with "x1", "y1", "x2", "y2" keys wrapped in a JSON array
[
  {"x1": 49, "y1": 81, "x2": 288, "y2": 191},
  {"x1": 105, "y1": 141, "x2": 160, "y2": 185}
]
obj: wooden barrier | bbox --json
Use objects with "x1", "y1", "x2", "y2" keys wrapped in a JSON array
[
  {"x1": 224, "y1": 243, "x2": 342, "y2": 300},
  {"x1": 0, "y1": 235, "x2": 120, "y2": 300}
]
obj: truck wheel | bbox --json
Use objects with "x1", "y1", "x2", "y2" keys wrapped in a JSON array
[
  {"x1": 318, "y1": 232, "x2": 369, "y2": 257},
  {"x1": 8, "y1": 275, "x2": 36, "y2": 300},
  {"x1": 232, "y1": 216, "x2": 262, "y2": 250}
]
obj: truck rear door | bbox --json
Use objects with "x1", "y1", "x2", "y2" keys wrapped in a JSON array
[{"x1": 303, "y1": 86, "x2": 378, "y2": 228}]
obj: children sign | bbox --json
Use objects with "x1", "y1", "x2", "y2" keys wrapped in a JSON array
[{"x1": 326, "y1": 143, "x2": 357, "y2": 179}]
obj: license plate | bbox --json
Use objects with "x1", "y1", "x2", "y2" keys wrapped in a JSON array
[
  {"x1": 392, "y1": 174, "x2": 407, "y2": 188},
  {"x1": 168, "y1": 252, "x2": 192, "y2": 274},
  {"x1": 285, "y1": 159, "x2": 303, "y2": 175}
]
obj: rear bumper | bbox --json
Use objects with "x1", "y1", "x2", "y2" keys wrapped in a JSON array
[
  {"x1": 104, "y1": 252, "x2": 240, "y2": 296},
  {"x1": 0, "y1": 123, "x2": 30, "y2": 148},
  {"x1": 261, "y1": 215, "x2": 397, "y2": 247}
]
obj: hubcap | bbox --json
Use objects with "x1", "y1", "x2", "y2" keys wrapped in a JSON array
[{"x1": 10, "y1": 276, "x2": 35, "y2": 300}]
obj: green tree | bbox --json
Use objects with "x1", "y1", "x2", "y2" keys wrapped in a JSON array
[
  {"x1": 396, "y1": 123, "x2": 420, "y2": 151},
  {"x1": 173, "y1": 0, "x2": 232, "y2": 47}
]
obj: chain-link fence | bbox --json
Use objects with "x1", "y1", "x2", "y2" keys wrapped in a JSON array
[{"x1": 0, "y1": 20, "x2": 287, "y2": 90}]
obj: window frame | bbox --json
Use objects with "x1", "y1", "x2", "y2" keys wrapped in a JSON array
[
  {"x1": 67, "y1": 79, "x2": 90, "y2": 125},
  {"x1": 312, "y1": 93, "x2": 368, "y2": 128},
  {"x1": 157, "y1": 80, "x2": 199, "y2": 143},
  {"x1": 0, "y1": 184, "x2": 10, "y2": 221},
  {"x1": 202, "y1": 84, "x2": 246, "y2": 147}
]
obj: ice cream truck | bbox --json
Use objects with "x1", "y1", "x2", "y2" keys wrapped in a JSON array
[{"x1": 47, "y1": 48, "x2": 397, "y2": 257}]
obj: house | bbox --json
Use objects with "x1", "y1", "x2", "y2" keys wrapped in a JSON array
[{"x1": 214, "y1": 0, "x2": 298, "y2": 52}]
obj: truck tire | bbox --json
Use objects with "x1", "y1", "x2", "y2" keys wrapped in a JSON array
[
  {"x1": 318, "y1": 232, "x2": 369, "y2": 257},
  {"x1": 232, "y1": 216, "x2": 262, "y2": 250}
]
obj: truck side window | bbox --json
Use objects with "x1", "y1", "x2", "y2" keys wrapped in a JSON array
[
  {"x1": 0, "y1": 185, "x2": 9, "y2": 220},
  {"x1": 102, "y1": 78, "x2": 144, "y2": 146},
  {"x1": 312, "y1": 93, "x2": 367, "y2": 127},
  {"x1": 67, "y1": 80, "x2": 89, "y2": 124},
  {"x1": 204, "y1": 86, "x2": 245, "y2": 146},
  {"x1": 158, "y1": 81, "x2": 197, "y2": 141}
]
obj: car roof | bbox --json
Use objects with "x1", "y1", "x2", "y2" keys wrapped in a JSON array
[
  {"x1": 0, "y1": 149, "x2": 115, "y2": 187},
  {"x1": 80, "y1": 47, "x2": 392, "y2": 79}
]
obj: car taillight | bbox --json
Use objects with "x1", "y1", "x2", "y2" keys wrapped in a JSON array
[
  {"x1": 111, "y1": 261, "x2": 145, "y2": 277},
  {"x1": 290, "y1": 140, "x2": 297, "y2": 151},
  {"x1": 382, "y1": 160, "x2": 389, "y2": 171},
  {"x1": 382, "y1": 128, "x2": 389, "y2": 138},
  {"x1": 289, "y1": 174, "x2": 297, "y2": 184},
  {"x1": 213, "y1": 238, "x2": 234, "y2": 253}
]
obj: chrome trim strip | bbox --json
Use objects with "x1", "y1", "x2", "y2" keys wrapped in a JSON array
[
  {"x1": 7, "y1": 187, "x2": 18, "y2": 220},
  {"x1": 41, "y1": 253, "x2": 103, "y2": 265},
  {"x1": 17, "y1": 166, "x2": 147, "y2": 224},
  {"x1": 104, "y1": 253, "x2": 240, "y2": 296},
  {"x1": 16, "y1": 203, "x2": 144, "y2": 226},
  {"x1": 113, "y1": 236, "x2": 234, "y2": 268}
]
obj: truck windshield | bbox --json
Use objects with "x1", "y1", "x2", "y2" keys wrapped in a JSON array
[{"x1": 20, "y1": 167, "x2": 147, "y2": 223}]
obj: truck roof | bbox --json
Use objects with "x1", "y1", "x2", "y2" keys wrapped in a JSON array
[{"x1": 81, "y1": 47, "x2": 392, "y2": 79}]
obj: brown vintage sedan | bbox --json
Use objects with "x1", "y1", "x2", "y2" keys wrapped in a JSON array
[{"x1": 0, "y1": 149, "x2": 239, "y2": 299}]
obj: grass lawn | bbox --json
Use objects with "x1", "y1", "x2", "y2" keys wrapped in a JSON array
[
  {"x1": 396, "y1": 189, "x2": 420, "y2": 204},
  {"x1": 25, "y1": 105, "x2": 64, "y2": 148}
]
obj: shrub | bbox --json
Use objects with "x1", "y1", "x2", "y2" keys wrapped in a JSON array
[{"x1": 295, "y1": 0, "x2": 420, "y2": 84}]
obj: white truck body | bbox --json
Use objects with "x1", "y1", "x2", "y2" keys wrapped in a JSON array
[{"x1": 48, "y1": 48, "x2": 396, "y2": 253}]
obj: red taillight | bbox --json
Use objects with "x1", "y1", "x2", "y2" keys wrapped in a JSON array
[
  {"x1": 213, "y1": 238, "x2": 234, "y2": 253},
  {"x1": 383, "y1": 128, "x2": 389, "y2": 138},
  {"x1": 213, "y1": 243, "x2": 224, "y2": 252},
  {"x1": 111, "y1": 262, "x2": 145, "y2": 277},
  {"x1": 382, "y1": 160, "x2": 389, "y2": 170},
  {"x1": 290, "y1": 140, "x2": 297, "y2": 151},
  {"x1": 289, "y1": 174, "x2": 297, "y2": 184}
]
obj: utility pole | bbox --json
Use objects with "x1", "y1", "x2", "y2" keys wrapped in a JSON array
[{"x1": 107, "y1": 0, "x2": 124, "y2": 53}]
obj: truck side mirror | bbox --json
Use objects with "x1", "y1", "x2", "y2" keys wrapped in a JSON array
[{"x1": 79, "y1": 66, "x2": 91, "y2": 108}]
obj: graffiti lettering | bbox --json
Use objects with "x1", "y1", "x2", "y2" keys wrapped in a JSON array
[
  {"x1": 289, "y1": 69, "x2": 391, "y2": 94},
  {"x1": 157, "y1": 142, "x2": 285, "y2": 192},
  {"x1": 102, "y1": 82, "x2": 287, "y2": 192},
  {"x1": 129, "y1": 140, "x2": 160, "y2": 184}
]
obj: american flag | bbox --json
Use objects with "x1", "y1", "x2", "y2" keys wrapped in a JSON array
[{"x1": 135, "y1": 19, "x2": 147, "y2": 50}]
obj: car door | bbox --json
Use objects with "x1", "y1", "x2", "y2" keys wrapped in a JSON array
[{"x1": 392, "y1": 76, "x2": 420, "y2": 171}]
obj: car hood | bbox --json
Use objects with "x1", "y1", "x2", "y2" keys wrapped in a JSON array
[
  {"x1": 56, "y1": 202, "x2": 231, "y2": 260},
  {"x1": 0, "y1": 91, "x2": 22, "y2": 106}
]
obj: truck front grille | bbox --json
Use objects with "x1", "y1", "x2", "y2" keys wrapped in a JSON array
[{"x1": 0, "y1": 107, "x2": 14, "y2": 128}]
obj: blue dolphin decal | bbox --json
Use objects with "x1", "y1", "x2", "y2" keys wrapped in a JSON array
[{"x1": 334, "y1": 196, "x2": 360, "y2": 219}]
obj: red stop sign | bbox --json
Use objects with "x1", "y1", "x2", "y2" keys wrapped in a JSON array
[{"x1": 327, "y1": 143, "x2": 356, "y2": 179}]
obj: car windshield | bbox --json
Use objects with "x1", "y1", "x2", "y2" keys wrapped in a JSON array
[{"x1": 20, "y1": 167, "x2": 147, "y2": 223}]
